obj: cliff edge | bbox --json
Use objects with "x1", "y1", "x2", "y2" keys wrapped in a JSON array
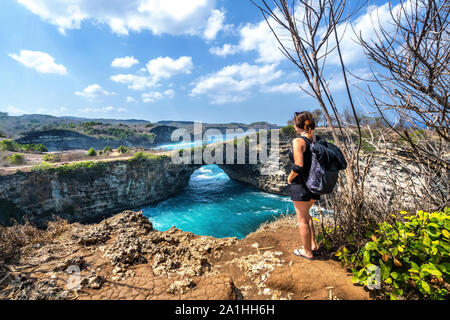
[{"x1": 0, "y1": 210, "x2": 369, "y2": 300}]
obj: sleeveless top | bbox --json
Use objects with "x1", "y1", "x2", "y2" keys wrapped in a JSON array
[{"x1": 289, "y1": 136, "x2": 313, "y2": 184}]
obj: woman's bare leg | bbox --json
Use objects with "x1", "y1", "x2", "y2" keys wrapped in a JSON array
[
  {"x1": 308, "y1": 200, "x2": 318, "y2": 251},
  {"x1": 293, "y1": 200, "x2": 315, "y2": 258}
]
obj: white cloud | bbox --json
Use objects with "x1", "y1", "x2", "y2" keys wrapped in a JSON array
[
  {"x1": 265, "y1": 82, "x2": 301, "y2": 94},
  {"x1": 238, "y1": 20, "x2": 286, "y2": 64},
  {"x1": 9, "y1": 50, "x2": 67, "y2": 75},
  {"x1": 203, "y1": 9, "x2": 228, "y2": 40},
  {"x1": 209, "y1": 44, "x2": 240, "y2": 57},
  {"x1": 209, "y1": 7, "x2": 287, "y2": 63},
  {"x1": 111, "y1": 56, "x2": 139, "y2": 68},
  {"x1": 75, "y1": 84, "x2": 114, "y2": 99},
  {"x1": 126, "y1": 96, "x2": 137, "y2": 103},
  {"x1": 322, "y1": 3, "x2": 397, "y2": 66},
  {"x1": 142, "y1": 89, "x2": 175, "y2": 103},
  {"x1": 110, "y1": 74, "x2": 156, "y2": 91},
  {"x1": 16, "y1": 0, "x2": 223, "y2": 37},
  {"x1": 146, "y1": 56, "x2": 193, "y2": 81},
  {"x1": 209, "y1": 2, "x2": 401, "y2": 67},
  {"x1": 112, "y1": 56, "x2": 193, "y2": 91},
  {"x1": 190, "y1": 63, "x2": 283, "y2": 104}
]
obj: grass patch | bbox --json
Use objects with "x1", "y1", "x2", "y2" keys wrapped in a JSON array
[
  {"x1": 4, "y1": 153, "x2": 25, "y2": 165},
  {"x1": 55, "y1": 161, "x2": 107, "y2": 177},
  {"x1": 128, "y1": 152, "x2": 168, "y2": 163},
  {"x1": 31, "y1": 161, "x2": 53, "y2": 172},
  {"x1": 29, "y1": 160, "x2": 108, "y2": 179},
  {"x1": 42, "y1": 154, "x2": 61, "y2": 162}
]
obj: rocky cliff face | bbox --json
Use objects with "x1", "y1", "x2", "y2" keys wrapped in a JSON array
[
  {"x1": 0, "y1": 157, "x2": 199, "y2": 227},
  {"x1": 218, "y1": 133, "x2": 292, "y2": 196},
  {"x1": 15, "y1": 130, "x2": 156, "y2": 152},
  {"x1": 148, "y1": 125, "x2": 185, "y2": 145}
]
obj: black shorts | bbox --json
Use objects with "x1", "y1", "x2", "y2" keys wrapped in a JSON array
[{"x1": 289, "y1": 183, "x2": 321, "y2": 202}]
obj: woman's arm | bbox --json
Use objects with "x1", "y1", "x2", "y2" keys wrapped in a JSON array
[{"x1": 288, "y1": 138, "x2": 306, "y2": 184}]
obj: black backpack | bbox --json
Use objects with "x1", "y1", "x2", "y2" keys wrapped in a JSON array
[{"x1": 300, "y1": 136, "x2": 347, "y2": 195}]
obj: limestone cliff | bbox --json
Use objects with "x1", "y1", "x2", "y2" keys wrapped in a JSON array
[{"x1": 0, "y1": 157, "x2": 199, "y2": 227}]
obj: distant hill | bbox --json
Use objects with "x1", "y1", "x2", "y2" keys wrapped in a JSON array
[
  {"x1": 0, "y1": 113, "x2": 281, "y2": 151},
  {"x1": 157, "y1": 120, "x2": 280, "y2": 130},
  {"x1": 0, "y1": 113, "x2": 152, "y2": 138}
]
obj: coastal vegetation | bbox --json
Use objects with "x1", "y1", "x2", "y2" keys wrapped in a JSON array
[
  {"x1": 28, "y1": 160, "x2": 107, "y2": 178},
  {"x1": 4, "y1": 153, "x2": 25, "y2": 165},
  {"x1": 335, "y1": 209, "x2": 449, "y2": 300},
  {"x1": 117, "y1": 146, "x2": 129, "y2": 154},
  {"x1": 103, "y1": 146, "x2": 113, "y2": 153},
  {"x1": 87, "y1": 147, "x2": 97, "y2": 157},
  {"x1": 42, "y1": 154, "x2": 61, "y2": 162},
  {"x1": 128, "y1": 152, "x2": 168, "y2": 163},
  {"x1": 0, "y1": 139, "x2": 47, "y2": 153}
]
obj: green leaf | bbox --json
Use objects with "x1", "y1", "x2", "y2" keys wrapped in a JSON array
[
  {"x1": 427, "y1": 223, "x2": 441, "y2": 238},
  {"x1": 421, "y1": 281, "x2": 431, "y2": 294},
  {"x1": 443, "y1": 220, "x2": 450, "y2": 231},
  {"x1": 380, "y1": 261, "x2": 390, "y2": 281},
  {"x1": 365, "y1": 242, "x2": 377, "y2": 251},
  {"x1": 363, "y1": 250, "x2": 371, "y2": 265},
  {"x1": 392, "y1": 288, "x2": 404, "y2": 297}
]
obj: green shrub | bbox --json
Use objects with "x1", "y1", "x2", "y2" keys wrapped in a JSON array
[
  {"x1": 281, "y1": 125, "x2": 296, "y2": 135},
  {"x1": 103, "y1": 146, "x2": 113, "y2": 153},
  {"x1": 20, "y1": 143, "x2": 48, "y2": 152},
  {"x1": 117, "y1": 146, "x2": 129, "y2": 154},
  {"x1": 128, "y1": 152, "x2": 167, "y2": 162},
  {"x1": 54, "y1": 161, "x2": 107, "y2": 178},
  {"x1": 0, "y1": 140, "x2": 47, "y2": 152},
  {"x1": 87, "y1": 148, "x2": 97, "y2": 157},
  {"x1": 336, "y1": 209, "x2": 449, "y2": 300},
  {"x1": 139, "y1": 133, "x2": 156, "y2": 142},
  {"x1": 0, "y1": 140, "x2": 18, "y2": 151},
  {"x1": 5, "y1": 154, "x2": 25, "y2": 165},
  {"x1": 31, "y1": 161, "x2": 53, "y2": 172},
  {"x1": 43, "y1": 154, "x2": 61, "y2": 162}
]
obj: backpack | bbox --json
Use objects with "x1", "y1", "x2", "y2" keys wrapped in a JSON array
[{"x1": 299, "y1": 136, "x2": 347, "y2": 195}]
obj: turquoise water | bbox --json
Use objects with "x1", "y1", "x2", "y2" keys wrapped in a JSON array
[
  {"x1": 142, "y1": 165, "x2": 295, "y2": 239},
  {"x1": 154, "y1": 132, "x2": 250, "y2": 151}
]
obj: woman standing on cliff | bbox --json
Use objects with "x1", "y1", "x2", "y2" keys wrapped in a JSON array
[{"x1": 287, "y1": 111, "x2": 320, "y2": 260}]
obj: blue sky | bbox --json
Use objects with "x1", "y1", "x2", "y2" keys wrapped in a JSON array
[{"x1": 0, "y1": 0, "x2": 395, "y2": 125}]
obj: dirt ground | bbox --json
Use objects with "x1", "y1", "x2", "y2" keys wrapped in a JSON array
[{"x1": 0, "y1": 211, "x2": 369, "y2": 300}]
